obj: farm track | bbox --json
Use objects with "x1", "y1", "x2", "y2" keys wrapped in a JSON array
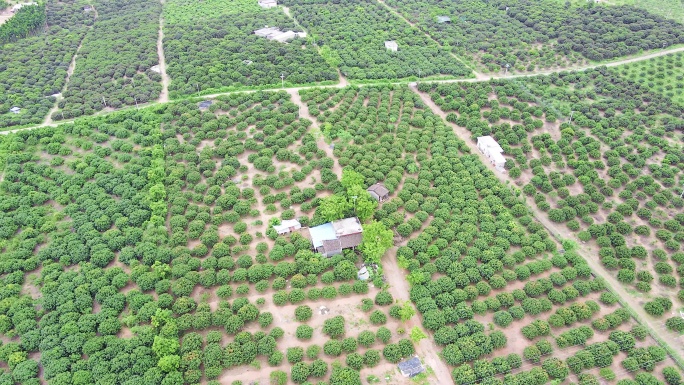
[
  {"x1": 42, "y1": 4, "x2": 98, "y2": 126},
  {"x1": 409, "y1": 84, "x2": 684, "y2": 366},
  {"x1": 4, "y1": 44, "x2": 684, "y2": 135},
  {"x1": 156, "y1": 0, "x2": 170, "y2": 103},
  {"x1": 383, "y1": 246, "x2": 455, "y2": 384}
]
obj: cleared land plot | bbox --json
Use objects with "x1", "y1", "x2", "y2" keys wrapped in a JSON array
[
  {"x1": 56, "y1": 0, "x2": 162, "y2": 120},
  {"x1": 163, "y1": 0, "x2": 338, "y2": 98},
  {"x1": 281, "y1": 0, "x2": 472, "y2": 81}
]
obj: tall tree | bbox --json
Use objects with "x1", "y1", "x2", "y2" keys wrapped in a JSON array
[
  {"x1": 360, "y1": 221, "x2": 393, "y2": 264},
  {"x1": 319, "y1": 195, "x2": 350, "y2": 222}
]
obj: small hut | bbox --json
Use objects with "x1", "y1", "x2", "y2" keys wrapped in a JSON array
[
  {"x1": 367, "y1": 183, "x2": 389, "y2": 202},
  {"x1": 398, "y1": 357, "x2": 425, "y2": 378},
  {"x1": 384, "y1": 41, "x2": 398, "y2": 52}
]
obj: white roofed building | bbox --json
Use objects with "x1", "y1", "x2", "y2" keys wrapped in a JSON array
[
  {"x1": 258, "y1": 0, "x2": 277, "y2": 8},
  {"x1": 477, "y1": 136, "x2": 506, "y2": 171},
  {"x1": 385, "y1": 41, "x2": 398, "y2": 51},
  {"x1": 273, "y1": 219, "x2": 302, "y2": 235}
]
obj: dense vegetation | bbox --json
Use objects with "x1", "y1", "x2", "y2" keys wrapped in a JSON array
[
  {"x1": 613, "y1": 52, "x2": 684, "y2": 106},
  {"x1": 0, "y1": 0, "x2": 94, "y2": 128},
  {"x1": 0, "y1": 3, "x2": 46, "y2": 43},
  {"x1": 423, "y1": 67, "x2": 684, "y2": 315},
  {"x1": 302, "y1": 84, "x2": 681, "y2": 384},
  {"x1": 385, "y1": 0, "x2": 684, "y2": 73},
  {"x1": 164, "y1": 0, "x2": 337, "y2": 98},
  {"x1": 0, "y1": 90, "x2": 418, "y2": 383},
  {"x1": 281, "y1": 0, "x2": 471, "y2": 80},
  {"x1": 55, "y1": 0, "x2": 162, "y2": 120}
]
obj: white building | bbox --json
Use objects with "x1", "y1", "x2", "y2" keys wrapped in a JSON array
[
  {"x1": 254, "y1": 27, "x2": 306, "y2": 43},
  {"x1": 477, "y1": 136, "x2": 506, "y2": 171},
  {"x1": 272, "y1": 219, "x2": 302, "y2": 235},
  {"x1": 258, "y1": 0, "x2": 277, "y2": 8},
  {"x1": 9, "y1": 107, "x2": 21, "y2": 114},
  {"x1": 385, "y1": 41, "x2": 398, "y2": 51}
]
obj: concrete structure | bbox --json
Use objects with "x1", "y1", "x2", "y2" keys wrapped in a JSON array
[
  {"x1": 9, "y1": 107, "x2": 21, "y2": 114},
  {"x1": 254, "y1": 27, "x2": 306, "y2": 43},
  {"x1": 436, "y1": 15, "x2": 451, "y2": 23},
  {"x1": 309, "y1": 217, "x2": 363, "y2": 257},
  {"x1": 83, "y1": 5, "x2": 93, "y2": 12},
  {"x1": 258, "y1": 0, "x2": 277, "y2": 8},
  {"x1": 385, "y1": 41, "x2": 398, "y2": 51},
  {"x1": 398, "y1": 357, "x2": 425, "y2": 378},
  {"x1": 357, "y1": 266, "x2": 370, "y2": 281},
  {"x1": 367, "y1": 183, "x2": 389, "y2": 202},
  {"x1": 273, "y1": 219, "x2": 301, "y2": 235},
  {"x1": 477, "y1": 135, "x2": 506, "y2": 171}
]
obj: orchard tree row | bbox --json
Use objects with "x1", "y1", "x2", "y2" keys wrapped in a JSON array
[
  {"x1": 55, "y1": 0, "x2": 162, "y2": 120},
  {"x1": 423, "y1": 68, "x2": 684, "y2": 322},
  {"x1": 301, "y1": 84, "x2": 683, "y2": 383},
  {"x1": 164, "y1": 2, "x2": 337, "y2": 98},
  {"x1": 384, "y1": 0, "x2": 684, "y2": 73},
  {"x1": 0, "y1": 0, "x2": 94, "y2": 128},
  {"x1": 613, "y1": 52, "x2": 684, "y2": 107},
  {"x1": 0, "y1": 3, "x2": 46, "y2": 44},
  {"x1": 282, "y1": 0, "x2": 472, "y2": 80}
]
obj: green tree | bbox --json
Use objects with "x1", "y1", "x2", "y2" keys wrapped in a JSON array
[
  {"x1": 330, "y1": 366, "x2": 361, "y2": 385},
  {"x1": 360, "y1": 221, "x2": 394, "y2": 264},
  {"x1": 319, "y1": 195, "x2": 350, "y2": 222}
]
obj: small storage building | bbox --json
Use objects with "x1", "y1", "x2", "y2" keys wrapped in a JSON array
[
  {"x1": 385, "y1": 41, "x2": 398, "y2": 52},
  {"x1": 198, "y1": 100, "x2": 213, "y2": 110},
  {"x1": 398, "y1": 357, "x2": 425, "y2": 378},
  {"x1": 258, "y1": 0, "x2": 277, "y2": 8},
  {"x1": 367, "y1": 183, "x2": 389, "y2": 202},
  {"x1": 436, "y1": 15, "x2": 451, "y2": 23},
  {"x1": 273, "y1": 219, "x2": 302, "y2": 235},
  {"x1": 477, "y1": 135, "x2": 506, "y2": 171},
  {"x1": 9, "y1": 107, "x2": 21, "y2": 114}
]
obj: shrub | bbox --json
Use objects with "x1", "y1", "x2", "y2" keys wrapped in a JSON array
[
  {"x1": 377, "y1": 327, "x2": 391, "y2": 343},
  {"x1": 375, "y1": 291, "x2": 393, "y2": 306},
  {"x1": 493, "y1": 311, "x2": 513, "y2": 327},
  {"x1": 364, "y1": 308, "x2": 384, "y2": 324},
  {"x1": 364, "y1": 349, "x2": 381, "y2": 367},
  {"x1": 296, "y1": 325, "x2": 314, "y2": 340},
  {"x1": 323, "y1": 316, "x2": 345, "y2": 338},
  {"x1": 294, "y1": 305, "x2": 313, "y2": 322},
  {"x1": 287, "y1": 347, "x2": 304, "y2": 364}
]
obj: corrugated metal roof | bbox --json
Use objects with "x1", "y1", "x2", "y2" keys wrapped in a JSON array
[{"x1": 309, "y1": 223, "x2": 336, "y2": 249}]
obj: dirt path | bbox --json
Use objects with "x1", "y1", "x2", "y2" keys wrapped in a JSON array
[
  {"x1": 410, "y1": 84, "x2": 684, "y2": 364},
  {"x1": 6, "y1": 44, "x2": 684, "y2": 135},
  {"x1": 156, "y1": 0, "x2": 170, "y2": 103},
  {"x1": 382, "y1": 246, "x2": 454, "y2": 383},
  {"x1": 286, "y1": 88, "x2": 344, "y2": 178},
  {"x1": 42, "y1": 4, "x2": 98, "y2": 126},
  {"x1": 42, "y1": 41, "x2": 81, "y2": 126}
]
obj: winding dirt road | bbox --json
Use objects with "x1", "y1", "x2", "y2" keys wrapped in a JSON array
[{"x1": 410, "y1": 83, "x2": 684, "y2": 364}]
